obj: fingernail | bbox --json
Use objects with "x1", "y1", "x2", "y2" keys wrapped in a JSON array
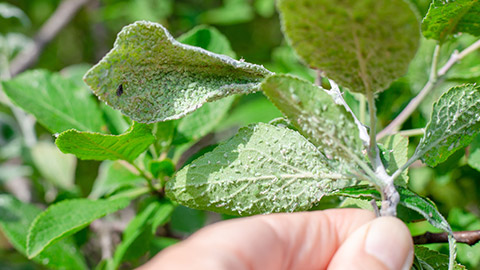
[{"x1": 365, "y1": 217, "x2": 413, "y2": 270}]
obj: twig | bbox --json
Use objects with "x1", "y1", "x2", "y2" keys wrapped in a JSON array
[
  {"x1": 414, "y1": 230, "x2": 480, "y2": 246},
  {"x1": 378, "y1": 39, "x2": 480, "y2": 140},
  {"x1": 9, "y1": 0, "x2": 91, "y2": 76}
]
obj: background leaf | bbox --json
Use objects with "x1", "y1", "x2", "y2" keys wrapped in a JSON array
[
  {"x1": 0, "y1": 194, "x2": 87, "y2": 270},
  {"x1": 177, "y1": 25, "x2": 236, "y2": 58},
  {"x1": 31, "y1": 141, "x2": 76, "y2": 190},
  {"x1": 84, "y1": 21, "x2": 271, "y2": 123},
  {"x1": 277, "y1": 0, "x2": 420, "y2": 93},
  {"x1": 413, "y1": 246, "x2": 465, "y2": 270},
  {"x1": 166, "y1": 122, "x2": 355, "y2": 215},
  {"x1": 1, "y1": 70, "x2": 106, "y2": 133},
  {"x1": 415, "y1": 84, "x2": 480, "y2": 167},
  {"x1": 55, "y1": 122, "x2": 155, "y2": 162},
  {"x1": 379, "y1": 134, "x2": 409, "y2": 185},
  {"x1": 89, "y1": 160, "x2": 145, "y2": 199},
  {"x1": 27, "y1": 198, "x2": 130, "y2": 259},
  {"x1": 422, "y1": 0, "x2": 480, "y2": 42}
]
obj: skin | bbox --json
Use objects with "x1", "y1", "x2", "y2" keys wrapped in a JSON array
[{"x1": 138, "y1": 209, "x2": 413, "y2": 270}]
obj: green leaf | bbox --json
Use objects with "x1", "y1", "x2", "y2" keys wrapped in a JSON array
[
  {"x1": 415, "y1": 84, "x2": 480, "y2": 167},
  {"x1": 412, "y1": 246, "x2": 465, "y2": 270},
  {"x1": 379, "y1": 134, "x2": 409, "y2": 185},
  {"x1": 261, "y1": 74, "x2": 365, "y2": 170},
  {"x1": 467, "y1": 134, "x2": 480, "y2": 171},
  {"x1": 89, "y1": 160, "x2": 145, "y2": 199},
  {"x1": 111, "y1": 199, "x2": 174, "y2": 268},
  {"x1": 31, "y1": 141, "x2": 77, "y2": 190},
  {"x1": 334, "y1": 186, "x2": 452, "y2": 233},
  {"x1": 177, "y1": 25, "x2": 236, "y2": 58},
  {"x1": 27, "y1": 198, "x2": 130, "y2": 259},
  {"x1": 176, "y1": 96, "x2": 235, "y2": 141},
  {"x1": 55, "y1": 122, "x2": 155, "y2": 162},
  {"x1": 84, "y1": 21, "x2": 271, "y2": 123},
  {"x1": 1, "y1": 70, "x2": 106, "y2": 133},
  {"x1": 277, "y1": 0, "x2": 420, "y2": 94},
  {"x1": 422, "y1": 0, "x2": 480, "y2": 42},
  {"x1": 0, "y1": 195, "x2": 87, "y2": 270},
  {"x1": 166, "y1": 122, "x2": 355, "y2": 216}
]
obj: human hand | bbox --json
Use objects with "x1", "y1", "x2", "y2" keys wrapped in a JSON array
[{"x1": 138, "y1": 209, "x2": 413, "y2": 270}]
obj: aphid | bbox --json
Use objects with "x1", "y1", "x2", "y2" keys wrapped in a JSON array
[{"x1": 116, "y1": 84, "x2": 124, "y2": 97}]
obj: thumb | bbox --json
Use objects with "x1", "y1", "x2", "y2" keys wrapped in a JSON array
[{"x1": 328, "y1": 216, "x2": 414, "y2": 270}]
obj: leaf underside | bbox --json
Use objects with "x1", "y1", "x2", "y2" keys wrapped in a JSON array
[
  {"x1": 166, "y1": 123, "x2": 355, "y2": 216},
  {"x1": 84, "y1": 21, "x2": 271, "y2": 123},
  {"x1": 261, "y1": 74, "x2": 365, "y2": 173},
  {"x1": 416, "y1": 84, "x2": 480, "y2": 167},
  {"x1": 422, "y1": 0, "x2": 480, "y2": 42},
  {"x1": 277, "y1": 0, "x2": 420, "y2": 94}
]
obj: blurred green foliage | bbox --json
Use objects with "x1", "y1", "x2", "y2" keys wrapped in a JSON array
[{"x1": 0, "y1": 0, "x2": 479, "y2": 269}]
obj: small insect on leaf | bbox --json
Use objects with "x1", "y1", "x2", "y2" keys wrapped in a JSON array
[{"x1": 116, "y1": 84, "x2": 123, "y2": 97}]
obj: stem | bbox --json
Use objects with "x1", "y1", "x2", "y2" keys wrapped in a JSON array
[
  {"x1": 414, "y1": 230, "x2": 480, "y2": 246},
  {"x1": 391, "y1": 153, "x2": 420, "y2": 180},
  {"x1": 378, "y1": 39, "x2": 480, "y2": 140},
  {"x1": 130, "y1": 162, "x2": 157, "y2": 193},
  {"x1": 9, "y1": 0, "x2": 91, "y2": 76},
  {"x1": 366, "y1": 91, "x2": 378, "y2": 165},
  {"x1": 395, "y1": 128, "x2": 424, "y2": 137},
  {"x1": 377, "y1": 44, "x2": 441, "y2": 140}
]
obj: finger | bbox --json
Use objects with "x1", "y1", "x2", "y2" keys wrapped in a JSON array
[
  {"x1": 138, "y1": 208, "x2": 376, "y2": 270},
  {"x1": 328, "y1": 216, "x2": 414, "y2": 270}
]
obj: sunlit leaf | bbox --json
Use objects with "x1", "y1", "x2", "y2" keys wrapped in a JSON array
[
  {"x1": 55, "y1": 122, "x2": 155, "y2": 162},
  {"x1": 84, "y1": 21, "x2": 271, "y2": 123},
  {"x1": 422, "y1": 0, "x2": 480, "y2": 42},
  {"x1": 277, "y1": 0, "x2": 420, "y2": 93},
  {"x1": 1, "y1": 70, "x2": 106, "y2": 133},
  {"x1": 27, "y1": 198, "x2": 130, "y2": 259},
  {"x1": 166, "y1": 123, "x2": 355, "y2": 216},
  {"x1": 0, "y1": 195, "x2": 87, "y2": 270},
  {"x1": 415, "y1": 84, "x2": 480, "y2": 166},
  {"x1": 261, "y1": 74, "x2": 365, "y2": 171}
]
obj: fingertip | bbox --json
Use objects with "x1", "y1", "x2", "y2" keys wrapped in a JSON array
[{"x1": 328, "y1": 216, "x2": 414, "y2": 270}]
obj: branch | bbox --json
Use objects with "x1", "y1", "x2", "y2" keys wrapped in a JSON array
[
  {"x1": 9, "y1": 0, "x2": 91, "y2": 76},
  {"x1": 414, "y1": 230, "x2": 480, "y2": 246},
  {"x1": 378, "y1": 39, "x2": 480, "y2": 140}
]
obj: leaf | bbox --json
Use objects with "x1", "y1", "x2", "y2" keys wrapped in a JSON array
[
  {"x1": 334, "y1": 186, "x2": 452, "y2": 233},
  {"x1": 89, "y1": 161, "x2": 144, "y2": 199},
  {"x1": 174, "y1": 25, "x2": 238, "y2": 141},
  {"x1": 31, "y1": 141, "x2": 76, "y2": 190},
  {"x1": 27, "y1": 198, "x2": 130, "y2": 259},
  {"x1": 261, "y1": 74, "x2": 365, "y2": 170},
  {"x1": 277, "y1": 0, "x2": 420, "y2": 93},
  {"x1": 467, "y1": 134, "x2": 480, "y2": 172},
  {"x1": 412, "y1": 246, "x2": 465, "y2": 270},
  {"x1": 84, "y1": 21, "x2": 271, "y2": 123},
  {"x1": 379, "y1": 134, "x2": 409, "y2": 185},
  {"x1": 0, "y1": 194, "x2": 87, "y2": 270},
  {"x1": 166, "y1": 122, "x2": 355, "y2": 216},
  {"x1": 415, "y1": 84, "x2": 480, "y2": 167},
  {"x1": 111, "y1": 199, "x2": 174, "y2": 268},
  {"x1": 176, "y1": 96, "x2": 235, "y2": 141},
  {"x1": 422, "y1": 0, "x2": 480, "y2": 42},
  {"x1": 1, "y1": 70, "x2": 106, "y2": 133},
  {"x1": 55, "y1": 122, "x2": 155, "y2": 162},
  {"x1": 177, "y1": 25, "x2": 236, "y2": 58}
]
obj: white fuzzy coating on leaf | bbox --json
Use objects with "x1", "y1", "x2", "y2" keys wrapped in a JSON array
[
  {"x1": 84, "y1": 21, "x2": 272, "y2": 123},
  {"x1": 416, "y1": 84, "x2": 480, "y2": 166},
  {"x1": 166, "y1": 123, "x2": 356, "y2": 216}
]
